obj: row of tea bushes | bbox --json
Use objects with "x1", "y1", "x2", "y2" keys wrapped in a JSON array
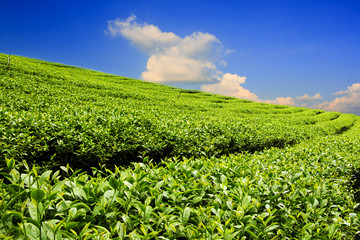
[{"x1": 1, "y1": 121, "x2": 359, "y2": 239}]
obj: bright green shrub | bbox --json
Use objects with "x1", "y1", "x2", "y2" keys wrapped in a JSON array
[{"x1": 1, "y1": 53, "x2": 359, "y2": 239}]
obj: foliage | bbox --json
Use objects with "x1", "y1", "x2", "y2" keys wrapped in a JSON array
[
  {"x1": 0, "y1": 53, "x2": 360, "y2": 238},
  {"x1": 0, "y1": 54, "x2": 357, "y2": 170}
]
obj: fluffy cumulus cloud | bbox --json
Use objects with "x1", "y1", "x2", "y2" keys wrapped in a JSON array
[
  {"x1": 107, "y1": 16, "x2": 360, "y2": 115},
  {"x1": 201, "y1": 73, "x2": 259, "y2": 101},
  {"x1": 107, "y1": 15, "x2": 223, "y2": 83},
  {"x1": 263, "y1": 85, "x2": 360, "y2": 116},
  {"x1": 264, "y1": 97, "x2": 296, "y2": 106},
  {"x1": 107, "y1": 15, "x2": 179, "y2": 53},
  {"x1": 319, "y1": 83, "x2": 360, "y2": 115},
  {"x1": 264, "y1": 93, "x2": 322, "y2": 107},
  {"x1": 296, "y1": 93, "x2": 322, "y2": 102}
]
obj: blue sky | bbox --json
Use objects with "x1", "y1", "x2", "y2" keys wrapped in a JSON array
[{"x1": 1, "y1": 0, "x2": 360, "y2": 114}]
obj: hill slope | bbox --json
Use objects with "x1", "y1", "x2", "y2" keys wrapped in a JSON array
[
  {"x1": 0, "y1": 54, "x2": 357, "y2": 170},
  {"x1": 1, "y1": 53, "x2": 360, "y2": 239}
]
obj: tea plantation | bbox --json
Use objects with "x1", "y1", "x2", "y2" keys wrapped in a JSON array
[{"x1": 1, "y1": 53, "x2": 359, "y2": 239}]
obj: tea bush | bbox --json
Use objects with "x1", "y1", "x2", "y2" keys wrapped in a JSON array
[{"x1": 0, "y1": 53, "x2": 359, "y2": 239}]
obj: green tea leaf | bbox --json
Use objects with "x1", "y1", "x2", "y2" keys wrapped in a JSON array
[
  {"x1": 192, "y1": 196, "x2": 202, "y2": 204},
  {"x1": 109, "y1": 177, "x2": 120, "y2": 190},
  {"x1": 66, "y1": 222, "x2": 79, "y2": 230},
  {"x1": 116, "y1": 222, "x2": 126, "y2": 240},
  {"x1": 39, "y1": 170, "x2": 52, "y2": 184},
  {"x1": 31, "y1": 189, "x2": 46, "y2": 203},
  {"x1": 144, "y1": 206, "x2": 153, "y2": 223},
  {"x1": 25, "y1": 217, "x2": 41, "y2": 229},
  {"x1": 328, "y1": 224, "x2": 339, "y2": 239},
  {"x1": 27, "y1": 201, "x2": 38, "y2": 221},
  {"x1": 5, "y1": 158, "x2": 15, "y2": 171},
  {"x1": 182, "y1": 207, "x2": 191, "y2": 225},
  {"x1": 1, "y1": 211, "x2": 23, "y2": 223}
]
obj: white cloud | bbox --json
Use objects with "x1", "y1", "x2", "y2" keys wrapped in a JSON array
[
  {"x1": 107, "y1": 15, "x2": 180, "y2": 54},
  {"x1": 296, "y1": 93, "x2": 322, "y2": 102},
  {"x1": 319, "y1": 83, "x2": 360, "y2": 114},
  {"x1": 201, "y1": 73, "x2": 259, "y2": 101},
  {"x1": 142, "y1": 54, "x2": 217, "y2": 82},
  {"x1": 263, "y1": 93, "x2": 321, "y2": 107},
  {"x1": 107, "y1": 15, "x2": 224, "y2": 83},
  {"x1": 266, "y1": 84, "x2": 360, "y2": 115},
  {"x1": 264, "y1": 97, "x2": 296, "y2": 106},
  {"x1": 107, "y1": 16, "x2": 360, "y2": 115},
  {"x1": 333, "y1": 83, "x2": 360, "y2": 95}
]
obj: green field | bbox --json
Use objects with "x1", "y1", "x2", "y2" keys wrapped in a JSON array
[{"x1": 1, "y1": 53, "x2": 360, "y2": 239}]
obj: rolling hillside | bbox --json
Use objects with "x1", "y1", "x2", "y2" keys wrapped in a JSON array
[{"x1": 1, "y1": 53, "x2": 360, "y2": 239}]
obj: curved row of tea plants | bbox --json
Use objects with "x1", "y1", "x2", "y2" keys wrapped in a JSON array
[
  {"x1": 1, "y1": 53, "x2": 359, "y2": 239},
  {"x1": 1, "y1": 120, "x2": 359, "y2": 239},
  {"x1": 0, "y1": 54, "x2": 357, "y2": 171}
]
